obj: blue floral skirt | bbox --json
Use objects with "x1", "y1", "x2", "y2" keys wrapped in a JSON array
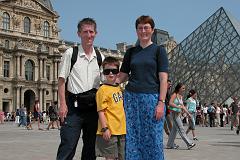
[{"x1": 124, "y1": 90, "x2": 165, "y2": 160}]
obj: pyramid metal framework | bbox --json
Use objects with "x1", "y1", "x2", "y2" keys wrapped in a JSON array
[{"x1": 169, "y1": 7, "x2": 240, "y2": 104}]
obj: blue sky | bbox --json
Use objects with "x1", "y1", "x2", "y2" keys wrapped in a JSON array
[{"x1": 51, "y1": 0, "x2": 240, "y2": 49}]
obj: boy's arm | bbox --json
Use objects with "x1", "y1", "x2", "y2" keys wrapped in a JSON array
[
  {"x1": 98, "y1": 110, "x2": 111, "y2": 140},
  {"x1": 98, "y1": 110, "x2": 108, "y2": 129}
]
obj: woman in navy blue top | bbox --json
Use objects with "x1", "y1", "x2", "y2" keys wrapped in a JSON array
[{"x1": 118, "y1": 15, "x2": 169, "y2": 160}]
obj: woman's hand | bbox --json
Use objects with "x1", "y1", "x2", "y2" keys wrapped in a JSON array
[
  {"x1": 182, "y1": 106, "x2": 191, "y2": 117},
  {"x1": 155, "y1": 102, "x2": 164, "y2": 120}
]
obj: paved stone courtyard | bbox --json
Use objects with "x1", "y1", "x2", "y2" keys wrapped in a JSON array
[{"x1": 0, "y1": 122, "x2": 239, "y2": 160}]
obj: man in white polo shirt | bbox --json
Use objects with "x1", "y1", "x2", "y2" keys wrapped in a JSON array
[{"x1": 57, "y1": 18, "x2": 104, "y2": 160}]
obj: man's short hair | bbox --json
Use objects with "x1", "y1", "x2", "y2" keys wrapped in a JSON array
[
  {"x1": 77, "y1": 18, "x2": 97, "y2": 32},
  {"x1": 102, "y1": 57, "x2": 120, "y2": 69}
]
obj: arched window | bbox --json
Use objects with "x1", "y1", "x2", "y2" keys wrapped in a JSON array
[
  {"x1": 25, "y1": 60, "x2": 34, "y2": 81},
  {"x1": 43, "y1": 21, "x2": 49, "y2": 37},
  {"x1": 2, "y1": 12, "x2": 10, "y2": 30},
  {"x1": 24, "y1": 17, "x2": 31, "y2": 33}
]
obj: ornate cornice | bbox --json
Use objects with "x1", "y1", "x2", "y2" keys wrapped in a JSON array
[{"x1": 15, "y1": 39, "x2": 35, "y2": 51}]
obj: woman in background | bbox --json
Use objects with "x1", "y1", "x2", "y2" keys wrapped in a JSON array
[
  {"x1": 186, "y1": 89, "x2": 198, "y2": 140},
  {"x1": 166, "y1": 83, "x2": 196, "y2": 149}
]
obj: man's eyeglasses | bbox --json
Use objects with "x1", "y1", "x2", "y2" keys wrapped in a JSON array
[{"x1": 103, "y1": 69, "x2": 119, "y2": 75}]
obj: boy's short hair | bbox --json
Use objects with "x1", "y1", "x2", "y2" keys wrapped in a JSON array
[
  {"x1": 77, "y1": 17, "x2": 97, "y2": 32},
  {"x1": 102, "y1": 57, "x2": 120, "y2": 69}
]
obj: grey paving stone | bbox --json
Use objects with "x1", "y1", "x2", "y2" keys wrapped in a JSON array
[{"x1": 0, "y1": 122, "x2": 239, "y2": 160}]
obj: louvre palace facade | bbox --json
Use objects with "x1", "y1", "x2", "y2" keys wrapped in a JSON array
[
  {"x1": 0, "y1": 0, "x2": 176, "y2": 113},
  {"x1": 0, "y1": 0, "x2": 62, "y2": 112}
]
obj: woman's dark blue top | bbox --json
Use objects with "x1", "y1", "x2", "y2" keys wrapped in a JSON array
[{"x1": 120, "y1": 43, "x2": 169, "y2": 93}]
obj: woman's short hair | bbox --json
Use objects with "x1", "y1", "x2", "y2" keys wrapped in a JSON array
[{"x1": 135, "y1": 15, "x2": 155, "y2": 30}]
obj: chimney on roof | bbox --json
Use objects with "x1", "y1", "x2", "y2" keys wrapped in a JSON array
[{"x1": 116, "y1": 42, "x2": 127, "y2": 52}]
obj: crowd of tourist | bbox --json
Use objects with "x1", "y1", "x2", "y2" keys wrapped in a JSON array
[
  {"x1": 181, "y1": 100, "x2": 239, "y2": 130},
  {"x1": 0, "y1": 101, "x2": 60, "y2": 131}
]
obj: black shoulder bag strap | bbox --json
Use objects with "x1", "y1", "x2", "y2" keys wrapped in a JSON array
[
  {"x1": 128, "y1": 46, "x2": 136, "y2": 70},
  {"x1": 70, "y1": 46, "x2": 79, "y2": 73},
  {"x1": 65, "y1": 46, "x2": 78, "y2": 91},
  {"x1": 95, "y1": 49, "x2": 102, "y2": 68},
  {"x1": 65, "y1": 46, "x2": 78, "y2": 103}
]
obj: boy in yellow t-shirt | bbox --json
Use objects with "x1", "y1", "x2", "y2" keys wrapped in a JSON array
[{"x1": 95, "y1": 56, "x2": 126, "y2": 160}]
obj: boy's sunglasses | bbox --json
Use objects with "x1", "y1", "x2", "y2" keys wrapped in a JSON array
[{"x1": 103, "y1": 69, "x2": 119, "y2": 75}]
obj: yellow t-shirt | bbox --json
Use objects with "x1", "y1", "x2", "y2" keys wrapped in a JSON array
[{"x1": 96, "y1": 84, "x2": 126, "y2": 135}]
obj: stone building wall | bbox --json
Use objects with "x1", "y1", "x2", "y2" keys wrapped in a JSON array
[{"x1": 0, "y1": 0, "x2": 61, "y2": 112}]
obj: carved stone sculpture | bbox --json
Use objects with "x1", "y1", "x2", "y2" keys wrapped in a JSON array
[
  {"x1": 12, "y1": 14, "x2": 21, "y2": 27},
  {"x1": 35, "y1": 17, "x2": 42, "y2": 30},
  {"x1": 15, "y1": 39, "x2": 35, "y2": 51},
  {"x1": 52, "y1": 23, "x2": 59, "y2": 36},
  {"x1": 23, "y1": 0, "x2": 41, "y2": 11}
]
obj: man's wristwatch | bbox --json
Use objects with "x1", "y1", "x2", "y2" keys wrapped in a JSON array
[
  {"x1": 101, "y1": 127, "x2": 109, "y2": 132},
  {"x1": 159, "y1": 99, "x2": 165, "y2": 103}
]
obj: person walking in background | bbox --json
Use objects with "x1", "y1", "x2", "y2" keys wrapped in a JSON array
[
  {"x1": 34, "y1": 100, "x2": 43, "y2": 130},
  {"x1": 164, "y1": 80, "x2": 173, "y2": 136},
  {"x1": 203, "y1": 103, "x2": 209, "y2": 127},
  {"x1": 42, "y1": 111, "x2": 47, "y2": 124},
  {"x1": 0, "y1": 109, "x2": 4, "y2": 124},
  {"x1": 23, "y1": 107, "x2": 27, "y2": 127},
  {"x1": 215, "y1": 103, "x2": 221, "y2": 127},
  {"x1": 26, "y1": 111, "x2": 33, "y2": 130},
  {"x1": 95, "y1": 57, "x2": 126, "y2": 160},
  {"x1": 196, "y1": 106, "x2": 203, "y2": 127},
  {"x1": 57, "y1": 18, "x2": 104, "y2": 160},
  {"x1": 221, "y1": 105, "x2": 228, "y2": 127},
  {"x1": 47, "y1": 101, "x2": 60, "y2": 130},
  {"x1": 15, "y1": 109, "x2": 20, "y2": 124},
  {"x1": 18, "y1": 106, "x2": 27, "y2": 127},
  {"x1": 186, "y1": 89, "x2": 198, "y2": 140},
  {"x1": 230, "y1": 97, "x2": 239, "y2": 131},
  {"x1": 236, "y1": 105, "x2": 240, "y2": 135},
  {"x1": 18, "y1": 106, "x2": 23, "y2": 127},
  {"x1": 118, "y1": 15, "x2": 169, "y2": 160},
  {"x1": 208, "y1": 102, "x2": 216, "y2": 127},
  {"x1": 166, "y1": 83, "x2": 196, "y2": 149}
]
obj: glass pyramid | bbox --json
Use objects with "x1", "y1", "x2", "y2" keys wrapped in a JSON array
[{"x1": 169, "y1": 7, "x2": 240, "y2": 104}]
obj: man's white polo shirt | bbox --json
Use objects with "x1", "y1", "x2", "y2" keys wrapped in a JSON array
[{"x1": 59, "y1": 45, "x2": 104, "y2": 94}]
